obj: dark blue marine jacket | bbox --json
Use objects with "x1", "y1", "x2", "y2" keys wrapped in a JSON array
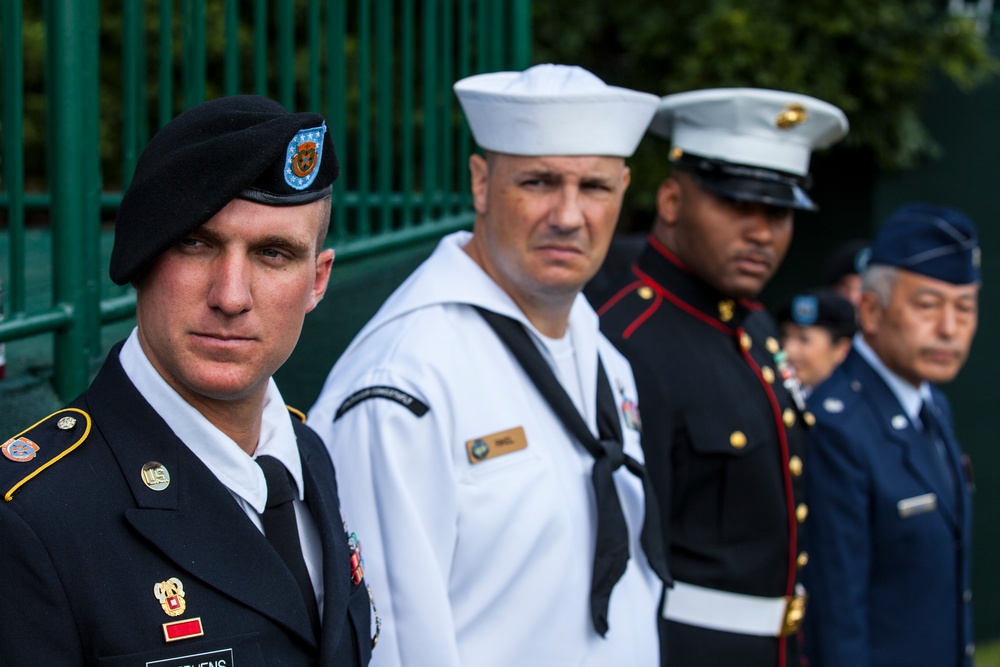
[
  {"x1": 804, "y1": 347, "x2": 974, "y2": 667},
  {"x1": 0, "y1": 343, "x2": 373, "y2": 666}
]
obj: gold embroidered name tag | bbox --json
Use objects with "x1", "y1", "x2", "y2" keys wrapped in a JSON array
[{"x1": 466, "y1": 427, "x2": 527, "y2": 464}]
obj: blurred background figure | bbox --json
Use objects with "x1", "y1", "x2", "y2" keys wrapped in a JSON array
[
  {"x1": 821, "y1": 239, "x2": 871, "y2": 310},
  {"x1": 805, "y1": 204, "x2": 980, "y2": 667},
  {"x1": 775, "y1": 289, "x2": 857, "y2": 395}
]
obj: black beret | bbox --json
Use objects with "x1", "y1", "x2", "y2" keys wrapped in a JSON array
[
  {"x1": 867, "y1": 204, "x2": 980, "y2": 285},
  {"x1": 776, "y1": 289, "x2": 857, "y2": 339},
  {"x1": 821, "y1": 239, "x2": 871, "y2": 287},
  {"x1": 111, "y1": 95, "x2": 339, "y2": 285}
]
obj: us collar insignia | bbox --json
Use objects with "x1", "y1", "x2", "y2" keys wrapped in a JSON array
[
  {"x1": 284, "y1": 124, "x2": 325, "y2": 190},
  {"x1": 718, "y1": 299, "x2": 735, "y2": 322},
  {"x1": 154, "y1": 577, "x2": 187, "y2": 617},
  {"x1": 2, "y1": 437, "x2": 40, "y2": 462},
  {"x1": 141, "y1": 461, "x2": 171, "y2": 491}
]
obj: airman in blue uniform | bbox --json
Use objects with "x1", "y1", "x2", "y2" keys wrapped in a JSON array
[{"x1": 804, "y1": 204, "x2": 979, "y2": 666}]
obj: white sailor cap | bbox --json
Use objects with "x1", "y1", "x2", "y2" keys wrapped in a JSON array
[
  {"x1": 454, "y1": 64, "x2": 659, "y2": 158},
  {"x1": 650, "y1": 88, "x2": 849, "y2": 211}
]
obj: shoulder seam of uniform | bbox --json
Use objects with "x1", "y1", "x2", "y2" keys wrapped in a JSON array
[{"x1": 4, "y1": 408, "x2": 92, "y2": 502}]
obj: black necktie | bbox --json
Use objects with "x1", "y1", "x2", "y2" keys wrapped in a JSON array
[
  {"x1": 475, "y1": 307, "x2": 670, "y2": 637},
  {"x1": 255, "y1": 454, "x2": 321, "y2": 636},
  {"x1": 918, "y1": 401, "x2": 956, "y2": 504}
]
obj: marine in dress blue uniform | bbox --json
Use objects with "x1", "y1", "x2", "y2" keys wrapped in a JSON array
[
  {"x1": 0, "y1": 96, "x2": 374, "y2": 666},
  {"x1": 804, "y1": 204, "x2": 979, "y2": 666},
  {"x1": 589, "y1": 88, "x2": 848, "y2": 667}
]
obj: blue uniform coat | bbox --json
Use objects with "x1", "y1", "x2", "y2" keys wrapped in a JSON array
[
  {"x1": 0, "y1": 344, "x2": 372, "y2": 666},
  {"x1": 804, "y1": 347, "x2": 973, "y2": 667}
]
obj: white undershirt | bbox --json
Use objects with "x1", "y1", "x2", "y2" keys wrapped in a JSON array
[
  {"x1": 535, "y1": 326, "x2": 588, "y2": 421},
  {"x1": 119, "y1": 329, "x2": 325, "y2": 609}
]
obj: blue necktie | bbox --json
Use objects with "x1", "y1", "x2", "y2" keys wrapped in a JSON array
[{"x1": 919, "y1": 401, "x2": 956, "y2": 504}]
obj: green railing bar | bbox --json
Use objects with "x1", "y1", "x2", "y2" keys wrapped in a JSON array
[
  {"x1": 326, "y1": 0, "x2": 347, "y2": 239},
  {"x1": 493, "y1": 0, "x2": 507, "y2": 70},
  {"x1": 358, "y1": 2, "x2": 372, "y2": 235},
  {"x1": 46, "y1": 0, "x2": 95, "y2": 399},
  {"x1": 275, "y1": 0, "x2": 294, "y2": 109},
  {"x1": 81, "y1": 0, "x2": 101, "y2": 360},
  {"x1": 158, "y1": 0, "x2": 173, "y2": 128},
  {"x1": 224, "y1": 0, "x2": 239, "y2": 96},
  {"x1": 100, "y1": 293, "x2": 138, "y2": 323},
  {"x1": 181, "y1": 0, "x2": 206, "y2": 109},
  {"x1": 401, "y1": 0, "x2": 415, "y2": 228},
  {"x1": 512, "y1": 0, "x2": 532, "y2": 69},
  {"x1": 331, "y1": 212, "x2": 474, "y2": 263},
  {"x1": 1, "y1": 0, "x2": 26, "y2": 315},
  {"x1": 3, "y1": 190, "x2": 472, "y2": 211},
  {"x1": 476, "y1": 0, "x2": 488, "y2": 73},
  {"x1": 307, "y1": 0, "x2": 321, "y2": 112},
  {"x1": 457, "y1": 0, "x2": 471, "y2": 199},
  {"x1": 253, "y1": 0, "x2": 267, "y2": 96},
  {"x1": 0, "y1": 308, "x2": 73, "y2": 343},
  {"x1": 422, "y1": 0, "x2": 438, "y2": 224},
  {"x1": 440, "y1": 0, "x2": 454, "y2": 217},
  {"x1": 121, "y1": 0, "x2": 142, "y2": 190},
  {"x1": 377, "y1": 0, "x2": 393, "y2": 233}
]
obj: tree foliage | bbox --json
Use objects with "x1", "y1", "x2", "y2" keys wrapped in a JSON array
[{"x1": 534, "y1": 1, "x2": 998, "y2": 179}]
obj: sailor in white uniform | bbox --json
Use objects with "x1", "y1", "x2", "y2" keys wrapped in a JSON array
[{"x1": 308, "y1": 64, "x2": 667, "y2": 667}]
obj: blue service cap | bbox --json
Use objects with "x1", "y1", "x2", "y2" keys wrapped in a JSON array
[{"x1": 866, "y1": 204, "x2": 980, "y2": 285}]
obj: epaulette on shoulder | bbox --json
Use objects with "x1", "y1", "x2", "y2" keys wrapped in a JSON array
[
  {"x1": 596, "y1": 280, "x2": 661, "y2": 337},
  {"x1": 286, "y1": 405, "x2": 307, "y2": 423},
  {"x1": 2, "y1": 408, "x2": 92, "y2": 502}
]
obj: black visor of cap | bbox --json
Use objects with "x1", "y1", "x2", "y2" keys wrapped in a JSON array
[{"x1": 674, "y1": 152, "x2": 817, "y2": 212}]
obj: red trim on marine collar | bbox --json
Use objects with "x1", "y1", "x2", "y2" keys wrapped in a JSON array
[
  {"x1": 596, "y1": 279, "x2": 644, "y2": 317},
  {"x1": 631, "y1": 265, "x2": 732, "y2": 335},
  {"x1": 648, "y1": 234, "x2": 765, "y2": 315}
]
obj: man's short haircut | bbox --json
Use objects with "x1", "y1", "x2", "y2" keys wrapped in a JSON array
[{"x1": 862, "y1": 264, "x2": 899, "y2": 307}]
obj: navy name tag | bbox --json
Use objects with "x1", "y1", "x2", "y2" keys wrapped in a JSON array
[{"x1": 147, "y1": 648, "x2": 233, "y2": 667}]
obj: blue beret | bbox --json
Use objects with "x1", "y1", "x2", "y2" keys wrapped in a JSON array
[
  {"x1": 866, "y1": 204, "x2": 980, "y2": 285},
  {"x1": 776, "y1": 289, "x2": 857, "y2": 338},
  {"x1": 111, "y1": 95, "x2": 339, "y2": 285}
]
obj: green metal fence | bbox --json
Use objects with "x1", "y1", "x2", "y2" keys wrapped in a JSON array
[{"x1": 0, "y1": 0, "x2": 532, "y2": 401}]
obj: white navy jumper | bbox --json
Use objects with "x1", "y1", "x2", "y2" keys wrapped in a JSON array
[{"x1": 308, "y1": 231, "x2": 662, "y2": 667}]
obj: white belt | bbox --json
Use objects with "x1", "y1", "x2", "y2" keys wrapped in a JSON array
[{"x1": 662, "y1": 581, "x2": 807, "y2": 637}]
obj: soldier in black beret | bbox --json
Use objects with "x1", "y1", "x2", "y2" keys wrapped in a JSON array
[
  {"x1": 0, "y1": 95, "x2": 375, "y2": 666},
  {"x1": 821, "y1": 238, "x2": 871, "y2": 310},
  {"x1": 775, "y1": 289, "x2": 857, "y2": 394}
]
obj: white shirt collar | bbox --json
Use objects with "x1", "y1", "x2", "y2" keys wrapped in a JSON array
[
  {"x1": 854, "y1": 332, "x2": 931, "y2": 424},
  {"x1": 119, "y1": 328, "x2": 305, "y2": 514}
]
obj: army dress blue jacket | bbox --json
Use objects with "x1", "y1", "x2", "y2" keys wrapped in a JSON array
[
  {"x1": 804, "y1": 347, "x2": 974, "y2": 667},
  {"x1": 0, "y1": 343, "x2": 373, "y2": 666}
]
